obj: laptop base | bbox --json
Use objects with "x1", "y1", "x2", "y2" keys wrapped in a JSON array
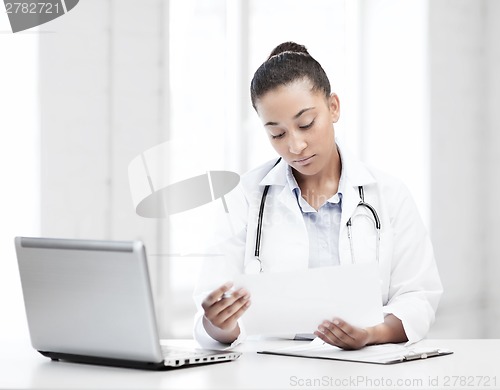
[{"x1": 39, "y1": 350, "x2": 168, "y2": 370}]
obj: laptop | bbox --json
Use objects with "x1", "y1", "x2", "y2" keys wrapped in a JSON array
[{"x1": 14, "y1": 236, "x2": 241, "y2": 370}]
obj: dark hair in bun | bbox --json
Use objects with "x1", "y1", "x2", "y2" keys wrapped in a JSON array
[
  {"x1": 267, "y1": 41, "x2": 310, "y2": 58},
  {"x1": 250, "y1": 41, "x2": 331, "y2": 109}
]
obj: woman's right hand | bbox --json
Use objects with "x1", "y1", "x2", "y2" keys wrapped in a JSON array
[{"x1": 201, "y1": 282, "x2": 251, "y2": 343}]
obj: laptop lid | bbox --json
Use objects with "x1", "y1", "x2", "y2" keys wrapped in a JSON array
[{"x1": 15, "y1": 237, "x2": 165, "y2": 365}]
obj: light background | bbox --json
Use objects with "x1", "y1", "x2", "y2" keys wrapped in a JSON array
[{"x1": 1, "y1": 0, "x2": 499, "y2": 342}]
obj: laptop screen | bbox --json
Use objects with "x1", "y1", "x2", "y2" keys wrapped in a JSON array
[{"x1": 15, "y1": 237, "x2": 163, "y2": 363}]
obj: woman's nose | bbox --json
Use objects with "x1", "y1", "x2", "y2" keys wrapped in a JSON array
[{"x1": 288, "y1": 132, "x2": 307, "y2": 155}]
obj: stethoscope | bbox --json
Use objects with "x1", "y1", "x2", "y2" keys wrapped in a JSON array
[{"x1": 248, "y1": 159, "x2": 382, "y2": 273}]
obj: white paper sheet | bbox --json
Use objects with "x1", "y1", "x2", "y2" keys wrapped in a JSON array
[{"x1": 233, "y1": 263, "x2": 384, "y2": 336}]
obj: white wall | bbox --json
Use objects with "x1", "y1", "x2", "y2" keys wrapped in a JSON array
[
  {"x1": 485, "y1": 0, "x2": 500, "y2": 335},
  {"x1": 429, "y1": 0, "x2": 500, "y2": 338},
  {"x1": 38, "y1": 0, "x2": 174, "y2": 336},
  {"x1": 0, "y1": 13, "x2": 39, "y2": 343},
  {"x1": 358, "y1": 0, "x2": 429, "y2": 227}
]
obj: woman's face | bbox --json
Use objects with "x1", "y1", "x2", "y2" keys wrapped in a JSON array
[{"x1": 254, "y1": 78, "x2": 340, "y2": 177}]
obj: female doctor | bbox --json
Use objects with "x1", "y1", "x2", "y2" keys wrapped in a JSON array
[{"x1": 193, "y1": 42, "x2": 442, "y2": 350}]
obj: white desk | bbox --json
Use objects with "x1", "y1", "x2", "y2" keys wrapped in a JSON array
[{"x1": 1, "y1": 338, "x2": 499, "y2": 389}]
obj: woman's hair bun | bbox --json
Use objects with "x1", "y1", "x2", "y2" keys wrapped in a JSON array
[
  {"x1": 251, "y1": 41, "x2": 330, "y2": 108},
  {"x1": 268, "y1": 41, "x2": 309, "y2": 59}
]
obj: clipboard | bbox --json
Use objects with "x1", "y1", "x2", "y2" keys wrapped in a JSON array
[{"x1": 258, "y1": 339, "x2": 453, "y2": 365}]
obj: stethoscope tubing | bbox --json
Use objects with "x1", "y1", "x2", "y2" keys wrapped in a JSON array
[
  {"x1": 255, "y1": 184, "x2": 271, "y2": 259},
  {"x1": 254, "y1": 158, "x2": 282, "y2": 261}
]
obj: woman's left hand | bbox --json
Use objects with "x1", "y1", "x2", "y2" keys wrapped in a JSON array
[{"x1": 314, "y1": 318, "x2": 370, "y2": 350}]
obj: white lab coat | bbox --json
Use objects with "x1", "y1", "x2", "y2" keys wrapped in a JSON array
[{"x1": 193, "y1": 142, "x2": 443, "y2": 348}]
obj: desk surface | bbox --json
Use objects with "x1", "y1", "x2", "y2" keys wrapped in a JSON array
[{"x1": 1, "y1": 338, "x2": 499, "y2": 390}]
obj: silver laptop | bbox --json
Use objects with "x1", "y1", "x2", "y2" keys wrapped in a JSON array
[{"x1": 15, "y1": 237, "x2": 241, "y2": 370}]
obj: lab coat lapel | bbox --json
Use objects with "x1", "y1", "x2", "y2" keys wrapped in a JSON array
[
  {"x1": 276, "y1": 183, "x2": 301, "y2": 215},
  {"x1": 259, "y1": 158, "x2": 303, "y2": 216},
  {"x1": 258, "y1": 158, "x2": 308, "y2": 271},
  {"x1": 259, "y1": 158, "x2": 286, "y2": 187},
  {"x1": 273, "y1": 186, "x2": 308, "y2": 271}
]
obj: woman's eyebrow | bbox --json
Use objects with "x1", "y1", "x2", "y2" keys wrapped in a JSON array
[
  {"x1": 293, "y1": 107, "x2": 315, "y2": 119},
  {"x1": 264, "y1": 107, "x2": 315, "y2": 127}
]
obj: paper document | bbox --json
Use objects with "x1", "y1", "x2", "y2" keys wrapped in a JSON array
[
  {"x1": 259, "y1": 338, "x2": 453, "y2": 364},
  {"x1": 233, "y1": 263, "x2": 383, "y2": 336}
]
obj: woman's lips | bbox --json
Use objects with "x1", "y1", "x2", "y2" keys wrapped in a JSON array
[{"x1": 294, "y1": 155, "x2": 315, "y2": 166}]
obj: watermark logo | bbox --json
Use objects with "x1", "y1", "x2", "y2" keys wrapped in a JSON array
[{"x1": 4, "y1": 0, "x2": 79, "y2": 33}]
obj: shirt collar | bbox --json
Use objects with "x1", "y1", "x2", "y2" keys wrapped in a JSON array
[{"x1": 285, "y1": 160, "x2": 344, "y2": 212}]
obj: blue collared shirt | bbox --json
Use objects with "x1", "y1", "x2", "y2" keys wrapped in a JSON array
[{"x1": 285, "y1": 165, "x2": 343, "y2": 268}]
